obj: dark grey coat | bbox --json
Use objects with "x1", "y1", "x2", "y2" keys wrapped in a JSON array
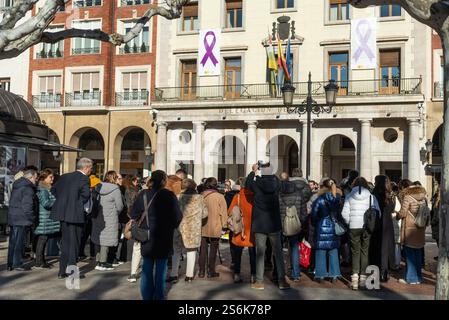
[{"x1": 279, "y1": 180, "x2": 308, "y2": 227}]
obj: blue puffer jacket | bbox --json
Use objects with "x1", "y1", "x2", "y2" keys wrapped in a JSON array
[{"x1": 311, "y1": 191, "x2": 342, "y2": 250}]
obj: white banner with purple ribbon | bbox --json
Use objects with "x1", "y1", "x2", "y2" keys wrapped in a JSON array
[
  {"x1": 351, "y1": 18, "x2": 377, "y2": 70},
  {"x1": 198, "y1": 29, "x2": 221, "y2": 76}
]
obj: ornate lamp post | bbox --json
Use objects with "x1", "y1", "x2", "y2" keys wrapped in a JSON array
[
  {"x1": 282, "y1": 72, "x2": 339, "y2": 180},
  {"x1": 144, "y1": 144, "x2": 153, "y2": 176}
]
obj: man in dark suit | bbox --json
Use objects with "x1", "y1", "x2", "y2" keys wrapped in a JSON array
[{"x1": 50, "y1": 158, "x2": 92, "y2": 279}]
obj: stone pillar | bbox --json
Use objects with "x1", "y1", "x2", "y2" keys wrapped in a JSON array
[
  {"x1": 408, "y1": 119, "x2": 421, "y2": 182},
  {"x1": 193, "y1": 121, "x2": 206, "y2": 183},
  {"x1": 155, "y1": 122, "x2": 167, "y2": 172},
  {"x1": 300, "y1": 120, "x2": 307, "y2": 176},
  {"x1": 360, "y1": 119, "x2": 372, "y2": 181},
  {"x1": 245, "y1": 121, "x2": 258, "y2": 174}
]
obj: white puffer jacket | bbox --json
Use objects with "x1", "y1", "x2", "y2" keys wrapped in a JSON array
[{"x1": 341, "y1": 187, "x2": 381, "y2": 229}]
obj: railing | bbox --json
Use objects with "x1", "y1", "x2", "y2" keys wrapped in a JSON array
[
  {"x1": 119, "y1": 44, "x2": 150, "y2": 54},
  {"x1": 73, "y1": 0, "x2": 102, "y2": 7},
  {"x1": 434, "y1": 81, "x2": 444, "y2": 98},
  {"x1": 0, "y1": 0, "x2": 14, "y2": 10},
  {"x1": 72, "y1": 47, "x2": 100, "y2": 55},
  {"x1": 115, "y1": 91, "x2": 149, "y2": 106},
  {"x1": 36, "y1": 50, "x2": 63, "y2": 59},
  {"x1": 32, "y1": 94, "x2": 62, "y2": 109},
  {"x1": 65, "y1": 91, "x2": 101, "y2": 107},
  {"x1": 121, "y1": 0, "x2": 150, "y2": 6},
  {"x1": 154, "y1": 78, "x2": 422, "y2": 102}
]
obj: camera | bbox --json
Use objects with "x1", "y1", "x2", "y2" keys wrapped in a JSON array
[{"x1": 257, "y1": 160, "x2": 270, "y2": 169}]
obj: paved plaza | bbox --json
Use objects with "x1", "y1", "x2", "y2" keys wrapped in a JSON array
[{"x1": 0, "y1": 233, "x2": 438, "y2": 300}]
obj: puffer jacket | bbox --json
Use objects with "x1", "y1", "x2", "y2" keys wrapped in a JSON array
[
  {"x1": 398, "y1": 185, "x2": 427, "y2": 249},
  {"x1": 8, "y1": 177, "x2": 37, "y2": 227},
  {"x1": 311, "y1": 191, "x2": 342, "y2": 250},
  {"x1": 178, "y1": 191, "x2": 208, "y2": 249},
  {"x1": 289, "y1": 177, "x2": 312, "y2": 204},
  {"x1": 341, "y1": 186, "x2": 381, "y2": 229},
  {"x1": 279, "y1": 180, "x2": 307, "y2": 226},
  {"x1": 201, "y1": 189, "x2": 228, "y2": 238},
  {"x1": 35, "y1": 182, "x2": 60, "y2": 235}
]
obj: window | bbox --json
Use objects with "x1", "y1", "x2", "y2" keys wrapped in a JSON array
[
  {"x1": 225, "y1": 0, "x2": 242, "y2": 29},
  {"x1": 276, "y1": 0, "x2": 294, "y2": 9},
  {"x1": 0, "y1": 78, "x2": 10, "y2": 91},
  {"x1": 329, "y1": 0, "x2": 349, "y2": 21},
  {"x1": 121, "y1": 22, "x2": 150, "y2": 54},
  {"x1": 0, "y1": 0, "x2": 14, "y2": 8},
  {"x1": 73, "y1": 0, "x2": 102, "y2": 7},
  {"x1": 71, "y1": 72, "x2": 100, "y2": 103},
  {"x1": 380, "y1": 4, "x2": 401, "y2": 17},
  {"x1": 72, "y1": 20, "x2": 101, "y2": 55},
  {"x1": 122, "y1": 72, "x2": 148, "y2": 102},
  {"x1": 38, "y1": 76, "x2": 62, "y2": 105},
  {"x1": 122, "y1": 0, "x2": 150, "y2": 5},
  {"x1": 181, "y1": 60, "x2": 197, "y2": 100},
  {"x1": 224, "y1": 58, "x2": 241, "y2": 99},
  {"x1": 379, "y1": 49, "x2": 400, "y2": 94},
  {"x1": 329, "y1": 52, "x2": 348, "y2": 95},
  {"x1": 182, "y1": 2, "x2": 199, "y2": 32},
  {"x1": 36, "y1": 26, "x2": 64, "y2": 58}
]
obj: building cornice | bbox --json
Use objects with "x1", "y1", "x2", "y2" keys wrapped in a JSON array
[
  {"x1": 173, "y1": 46, "x2": 249, "y2": 55},
  {"x1": 319, "y1": 36, "x2": 409, "y2": 47}
]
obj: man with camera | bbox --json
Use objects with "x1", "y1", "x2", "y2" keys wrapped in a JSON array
[{"x1": 246, "y1": 161, "x2": 290, "y2": 290}]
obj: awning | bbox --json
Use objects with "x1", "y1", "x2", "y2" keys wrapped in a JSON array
[{"x1": 0, "y1": 134, "x2": 82, "y2": 152}]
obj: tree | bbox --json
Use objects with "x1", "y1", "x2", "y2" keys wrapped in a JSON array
[
  {"x1": 0, "y1": 0, "x2": 192, "y2": 60},
  {"x1": 349, "y1": 0, "x2": 449, "y2": 300}
]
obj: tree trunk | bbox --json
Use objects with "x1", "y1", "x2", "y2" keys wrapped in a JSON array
[{"x1": 435, "y1": 29, "x2": 449, "y2": 301}]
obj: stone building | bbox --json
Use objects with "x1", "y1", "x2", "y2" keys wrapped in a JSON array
[{"x1": 153, "y1": 0, "x2": 432, "y2": 186}]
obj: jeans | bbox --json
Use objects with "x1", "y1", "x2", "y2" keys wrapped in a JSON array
[
  {"x1": 315, "y1": 248, "x2": 341, "y2": 279},
  {"x1": 233, "y1": 246, "x2": 256, "y2": 275},
  {"x1": 403, "y1": 246, "x2": 423, "y2": 283},
  {"x1": 140, "y1": 257, "x2": 168, "y2": 300},
  {"x1": 350, "y1": 228, "x2": 371, "y2": 275},
  {"x1": 7, "y1": 226, "x2": 27, "y2": 268},
  {"x1": 288, "y1": 235, "x2": 301, "y2": 279},
  {"x1": 35, "y1": 234, "x2": 57, "y2": 266},
  {"x1": 254, "y1": 232, "x2": 285, "y2": 283}
]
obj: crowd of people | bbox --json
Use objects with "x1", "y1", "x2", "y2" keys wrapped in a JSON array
[{"x1": 5, "y1": 158, "x2": 440, "y2": 300}]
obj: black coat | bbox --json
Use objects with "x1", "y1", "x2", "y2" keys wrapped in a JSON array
[
  {"x1": 225, "y1": 190, "x2": 239, "y2": 209},
  {"x1": 8, "y1": 177, "x2": 37, "y2": 227},
  {"x1": 50, "y1": 171, "x2": 90, "y2": 224},
  {"x1": 130, "y1": 188, "x2": 182, "y2": 259},
  {"x1": 246, "y1": 171, "x2": 282, "y2": 233}
]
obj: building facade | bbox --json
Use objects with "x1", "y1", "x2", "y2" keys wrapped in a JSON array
[
  {"x1": 153, "y1": 0, "x2": 432, "y2": 186},
  {"x1": 28, "y1": 0, "x2": 157, "y2": 176}
]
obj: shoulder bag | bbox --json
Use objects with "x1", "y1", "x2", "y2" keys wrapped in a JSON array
[{"x1": 124, "y1": 191, "x2": 158, "y2": 242}]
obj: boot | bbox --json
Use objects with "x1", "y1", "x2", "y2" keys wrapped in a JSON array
[
  {"x1": 359, "y1": 274, "x2": 367, "y2": 289},
  {"x1": 351, "y1": 274, "x2": 359, "y2": 290}
]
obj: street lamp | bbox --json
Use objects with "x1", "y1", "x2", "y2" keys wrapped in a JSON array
[
  {"x1": 282, "y1": 72, "x2": 339, "y2": 180},
  {"x1": 144, "y1": 144, "x2": 152, "y2": 157}
]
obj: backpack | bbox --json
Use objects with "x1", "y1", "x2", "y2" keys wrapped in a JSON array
[
  {"x1": 87, "y1": 184, "x2": 101, "y2": 218},
  {"x1": 363, "y1": 195, "x2": 380, "y2": 234},
  {"x1": 282, "y1": 196, "x2": 302, "y2": 236},
  {"x1": 414, "y1": 201, "x2": 430, "y2": 228},
  {"x1": 227, "y1": 194, "x2": 244, "y2": 237}
]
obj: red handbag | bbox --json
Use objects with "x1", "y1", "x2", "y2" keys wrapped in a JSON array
[{"x1": 299, "y1": 240, "x2": 312, "y2": 269}]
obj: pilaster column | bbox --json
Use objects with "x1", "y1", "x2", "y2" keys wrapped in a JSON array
[
  {"x1": 155, "y1": 122, "x2": 167, "y2": 172},
  {"x1": 245, "y1": 121, "x2": 258, "y2": 174},
  {"x1": 360, "y1": 119, "x2": 372, "y2": 181},
  {"x1": 193, "y1": 121, "x2": 206, "y2": 183},
  {"x1": 408, "y1": 119, "x2": 420, "y2": 182}
]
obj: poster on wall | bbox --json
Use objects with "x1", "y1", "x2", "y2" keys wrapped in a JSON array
[
  {"x1": 198, "y1": 29, "x2": 221, "y2": 76},
  {"x1": 351, "y1": 18, "x2": 377, "y2": 70},
  {"x1": 0, "y1": 146, "x2": 26, "y2": 206}
]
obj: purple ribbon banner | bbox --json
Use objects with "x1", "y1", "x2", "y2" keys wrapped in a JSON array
[
  {"x1": 200, "y1": 31, "x2": 219, "y2": 67},
  {"x1": 353, "y1": 20, "x2": 375, "y2": 62}
]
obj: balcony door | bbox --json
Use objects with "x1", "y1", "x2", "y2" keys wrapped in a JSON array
[
  {"x1": 181, "y1": 60, "x2": 197, "y2": 100},
  {"x1": 379, "y1": 49, "x2": 400, "y2": 94},
  {"x1": 224, "y1": 58, "x2": 241, "y2": 99},
  {"x1": 329, "y1": 52, "x2": 348, "y2": 95}
]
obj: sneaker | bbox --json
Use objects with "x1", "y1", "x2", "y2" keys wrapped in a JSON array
[
  {"x1": 250, "y1": 275, "x2": 256, "y2": 284},
  {"x1": 95, "y1": 262, "x2": 105, "y2": 271},
  {"x1": 34, "y1": 263, "x2": 51, "y2": 269},
  {"x1": 127, "y1": 274, "x2": 137, "y2": 283},
  {"x1": 112, "y1": 260, "x2": 120, "y2": 267},
  {"x1": 278, "y1": 279, "x2": 291, "y2": 290},
  {"x1": 410, "y1": 282, "x2": 421, "y2": 285},
  {"x1": 102, "y1": 263, "x2": 114, "y2": 271},
  {"x1": 251, "y1": 281, "x2": 265, "y2": 290},
  {"x1": 167, "y1": 276, "x2": 179, "y2": 283},
  {"x1": 398, "y1": 279, "x2": 408, "y2": 284},
  {"x1": 331, "y1": 277, "x2": 338, "y2": 284},
  {"x1": 233, "y1": 273, "x2": 243, "y2": 283},
  {"x1": 118, "y1": 261, "x2": 125, "y2": 265}
]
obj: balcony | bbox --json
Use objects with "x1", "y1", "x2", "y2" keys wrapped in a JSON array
[
  {"x1": 155, "y1": 78, "x2": 422, "y2": 102},
  {"x1": 65, "y1": 91, "x2": 101, "y2": 107},
  {"x1": 73, "y1": 0, "x2": 102, "y2": 7},
  {"x1": 434, "y1": 81, "x2": 444, "y2": 99},
  {"x1": 121, "y1": 0, "x2": 150, "y2": 6},
  {"x1": 0, "y1": 0, "x2": 14, "y2": 10},
  {"x1": 36, "y1": 49, "x2": 63, "y2": 59},
  {"x1": 119, "y1": 44, "x2": 150, "y2": 55},
  {"x1": 72, "y1": 47, "x2": 100, "y2": 55},
  {"x1": 116, "y1": 91, "x2": 149, "y2": 106},
  {"x1": 32, "y1": 94, "x2": 62, "y2": 109}
]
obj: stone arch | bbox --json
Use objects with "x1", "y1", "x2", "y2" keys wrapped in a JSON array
[
  {"x1": 212, "y1": 135, "x2": 246, "y2": 182},
  {"x1": 265, "y1": 134, "x2": 300, "y2": 176},
  {"x1": 41, "y1": 129, "x2": 62, "y2": 174},
  {"x1": 320, "y1": 134, "x2": 356, "y2": 183}
]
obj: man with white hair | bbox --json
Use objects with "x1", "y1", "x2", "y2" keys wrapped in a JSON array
[{"x1": 50, "y1": 158, "x2": 92, "y2": 279}]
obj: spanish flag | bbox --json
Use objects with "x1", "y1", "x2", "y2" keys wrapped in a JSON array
[{"x1": 277, "y1": 36, "x2": 290, "y2": 82}]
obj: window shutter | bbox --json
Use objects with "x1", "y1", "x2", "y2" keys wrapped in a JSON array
[
  {"x1": 123, "y1": 72, "x2": 130, "y2": 90},
  {"x1": 380, "y1": 50, "x2": 400, "y2": 67},
  {"x1": 92, "y1": 72, "x2": 100, "y2": 89},
  {"x1": 82, "y1": 73, "x2": 90, "y2": 91},
  {"x1": 55, "y1": 76, "x2": 62, "y2": 94},
  {"x1": 131, "y1": 73, "x2": 139, "y2": 89},
  {"x1": 226, "y1": 0, "x2": 242, "y2": 10},
  {"x1": 47, "y1": 76, "x2": 54, "y2": 92},
  {"x1": 39, "y1": 77, "x2": 47, "y2": 92},
  {"x1": 183, "y1": 3, "x2": 198, "y2": 17},
  {"x1": 73, "y1": 73, "x2": 81, "y2": 92},
  {"x1": 140, "y1": 72, "x2": 147, "y2": 89}
]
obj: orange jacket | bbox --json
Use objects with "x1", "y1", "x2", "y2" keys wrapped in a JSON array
[{"x1": 227, "y1": 188, "x2": 255, "y2": 247}]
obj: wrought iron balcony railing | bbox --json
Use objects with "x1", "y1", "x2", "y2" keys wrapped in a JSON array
[
  {"x1": 155, "y1": 77, "x2": 422, "y2": 102},
  {"x1": 32, "y1": 94, "x2": 62, "y2": 109},
  {"x1": 65, "y1": 91, "x2": 101, "y2": 107},
  {"x1": 121, "y1": 0, "x2": 150, "y2": 6},
  {"x1": 115, "y1": 91, "x2": 149, "y2": 106},
  {"x1": 434, "y1": 81, "x2": 444, "y2": 98},
  {"x1": 119, "y1": 44, "x2": 150, "y2": 54},
  {"x1": 72, "y1": 47, "x2": 100, "y2": 55},
  {"x1": 73, "y1": 0, "x2": 102, "y2": 7}
]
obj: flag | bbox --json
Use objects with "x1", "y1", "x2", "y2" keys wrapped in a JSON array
[
  {"x1": 277, "y1": 36, "x2": 290, "y2": 82},
  {"x1": 266, "y1": 36, "x2": 278, "y2": 71},
  {"x1": 286, "y1": 38, "x2": 292, "y2": 81}
]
